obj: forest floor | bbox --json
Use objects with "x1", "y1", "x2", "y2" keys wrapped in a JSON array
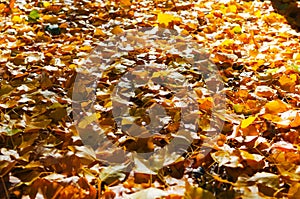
[{"x1": 1, "y1": 0, "x2": 300, "y2": 198}]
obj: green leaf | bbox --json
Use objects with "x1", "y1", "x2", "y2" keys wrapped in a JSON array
[
  {"x1": 292, "y1": 64, "x2": 300, "y2": 73},
  {"x1": 232, "y1": 25, "x2": 242, "y2": 34},
  {"x1": 5, "y1": 128, "x2": 22, "y2": 136},
  {"x1": 29, "y1": 9, "x2": 40, "y2": 21}
]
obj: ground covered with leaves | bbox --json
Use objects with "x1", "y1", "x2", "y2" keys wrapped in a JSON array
[{"x1": 1, "y1": 0, "x2": 300, "y2": 198}]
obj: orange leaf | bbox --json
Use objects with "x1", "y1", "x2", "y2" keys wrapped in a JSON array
[
  {"x1": 241, "y1": 124, "x2": 259, "y2": 136},
  {"x1": 198, "y1": 97, "x2": 213, "y2": 112},
  {"x1": 120, "y1": 0, "x2": 131, "y2": 7},
  {"x1": 0, "y1": 4, "x2": 6, "y2": 12},
  {"x1": 111, "y1": 26, "x2": 123, "y2": 35},
  {"x1": 9, "y1": 0, "x2": 15, "y2": 9},
  {"x1": 265, "y1": 100, "x2": 288, "y2": 114},
  {"x1": 291, "y1": 113, "x2": 300, "y2": 128},
  {"x1": 94, "y1": 28, "x2": 106, "y2": 37},
  {"x1": 288, "y1": 183, "x2": 300, "y2": 199},
  {"x1": 279, "y1": 74, "x2": 297, "y2": 91}
]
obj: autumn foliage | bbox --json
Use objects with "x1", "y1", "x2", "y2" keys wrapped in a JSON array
[{"x1": 1, "y1": 0, "x2": 300, "y2": 199}]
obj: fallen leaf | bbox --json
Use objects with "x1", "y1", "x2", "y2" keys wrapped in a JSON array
[
  {"x1": 185, "y1": 180, "x2": 215, "y2": 199},
  {"x1": 248, "y1": 172, "x2": 279, "y2": 189},
  {"x1": 290, "y1": 113, "x2": 300, "y2": 127},
  {"x1": 265, "y1": 100, "x2": 288, "y2": 114},
  {"x1": 111, "y1": 26, "x2": 123, "y2": 35},
  {"x1": 12, "y1": 15, "x2": 22, "y2": 23},
  {"x1": 241, "y1": 116, "x2": 257, "y2": 129},
  {"x1": 28, "y1": 9, "x2": 40, "y2": 21},
  {"x1": 157, "y1": 13, "x2": 181, "y2": 26},
  {"x1": 78, "y1": 113, "x2": 101, "y2": 129},
  {"x1": 288, "y1": 183, "x2": 300, "y2": 199}
]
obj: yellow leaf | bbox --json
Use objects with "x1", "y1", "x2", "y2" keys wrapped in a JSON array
[
  {"x1": 240, "y1": 150, "x2": 264, "y2": 162},
  {"x1": 294, "y1": 53, "x2": 300, "y2": 61},
  {"x1": 12, "y1": 15, "x2": 22, "y2": 23},
  {"x1": 266, "y1": 68, "x2": 280, "y2": 75},
  {"x1": 252, "y1": 59, "x2": 265, "y2": 71},
  {"x1": 221, "y1": 39, "x2": 234, "y2": 47},
  {"x1": 157, "y1": 13, "x2": 181, "y2": 26},
  {"x1": 43, "y1": 1, "x2": 50, "y2": 7},
  {"x1": 186, "y1": 22, "x2": 198, "y2": 30},
  {"x1": 152, "y1": 71, "x2": 169, "y2": 78},
  {"x1": 263, "y1": 13, "x2": 285, "y2": 24},
  {"x1": 121, "y1": 118, "x2": 134, "y2": 126},
  {"x1": 45, "y1": 52, "x2": 53, "y2": 57},
  {"x1": 78, "y1": 113, "x2": 101, "y2": 129},
  {"x1": 69, "y1": 64, "x2": 77, "y2": 69},
  {"x1": 80, "y1": 46, "x2": 92, "y2": 52},
  {"x1": 254, "y1": 10, "x2": 261, "y2": 18},
  {"x1": 228, "y1": 5, "x2": 237, "y2": 13},
  {"x1": 104, "y1": 101, "x2": 112, "y2": 108},
  {"x1": 61, "y1": 45, "x2": 75, "y2": 53},
  {"x1": 241, "y1": 116, "x2": 257, "y2": 129},
  {"x1": 265, "y1": 100, "x2": 288, "y2": 114},
  {"x1": 211, "y1": 150, "x2": 243, "y2": 168}
]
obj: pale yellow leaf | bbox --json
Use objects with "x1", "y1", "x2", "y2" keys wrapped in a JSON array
[{"x1": 78, "y1": 113, "x2": 101, "y2": 129}]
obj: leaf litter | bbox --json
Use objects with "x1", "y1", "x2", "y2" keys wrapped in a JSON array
[{"x1": 0, "y1": 0, "x2": 300, "y2": 198}]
